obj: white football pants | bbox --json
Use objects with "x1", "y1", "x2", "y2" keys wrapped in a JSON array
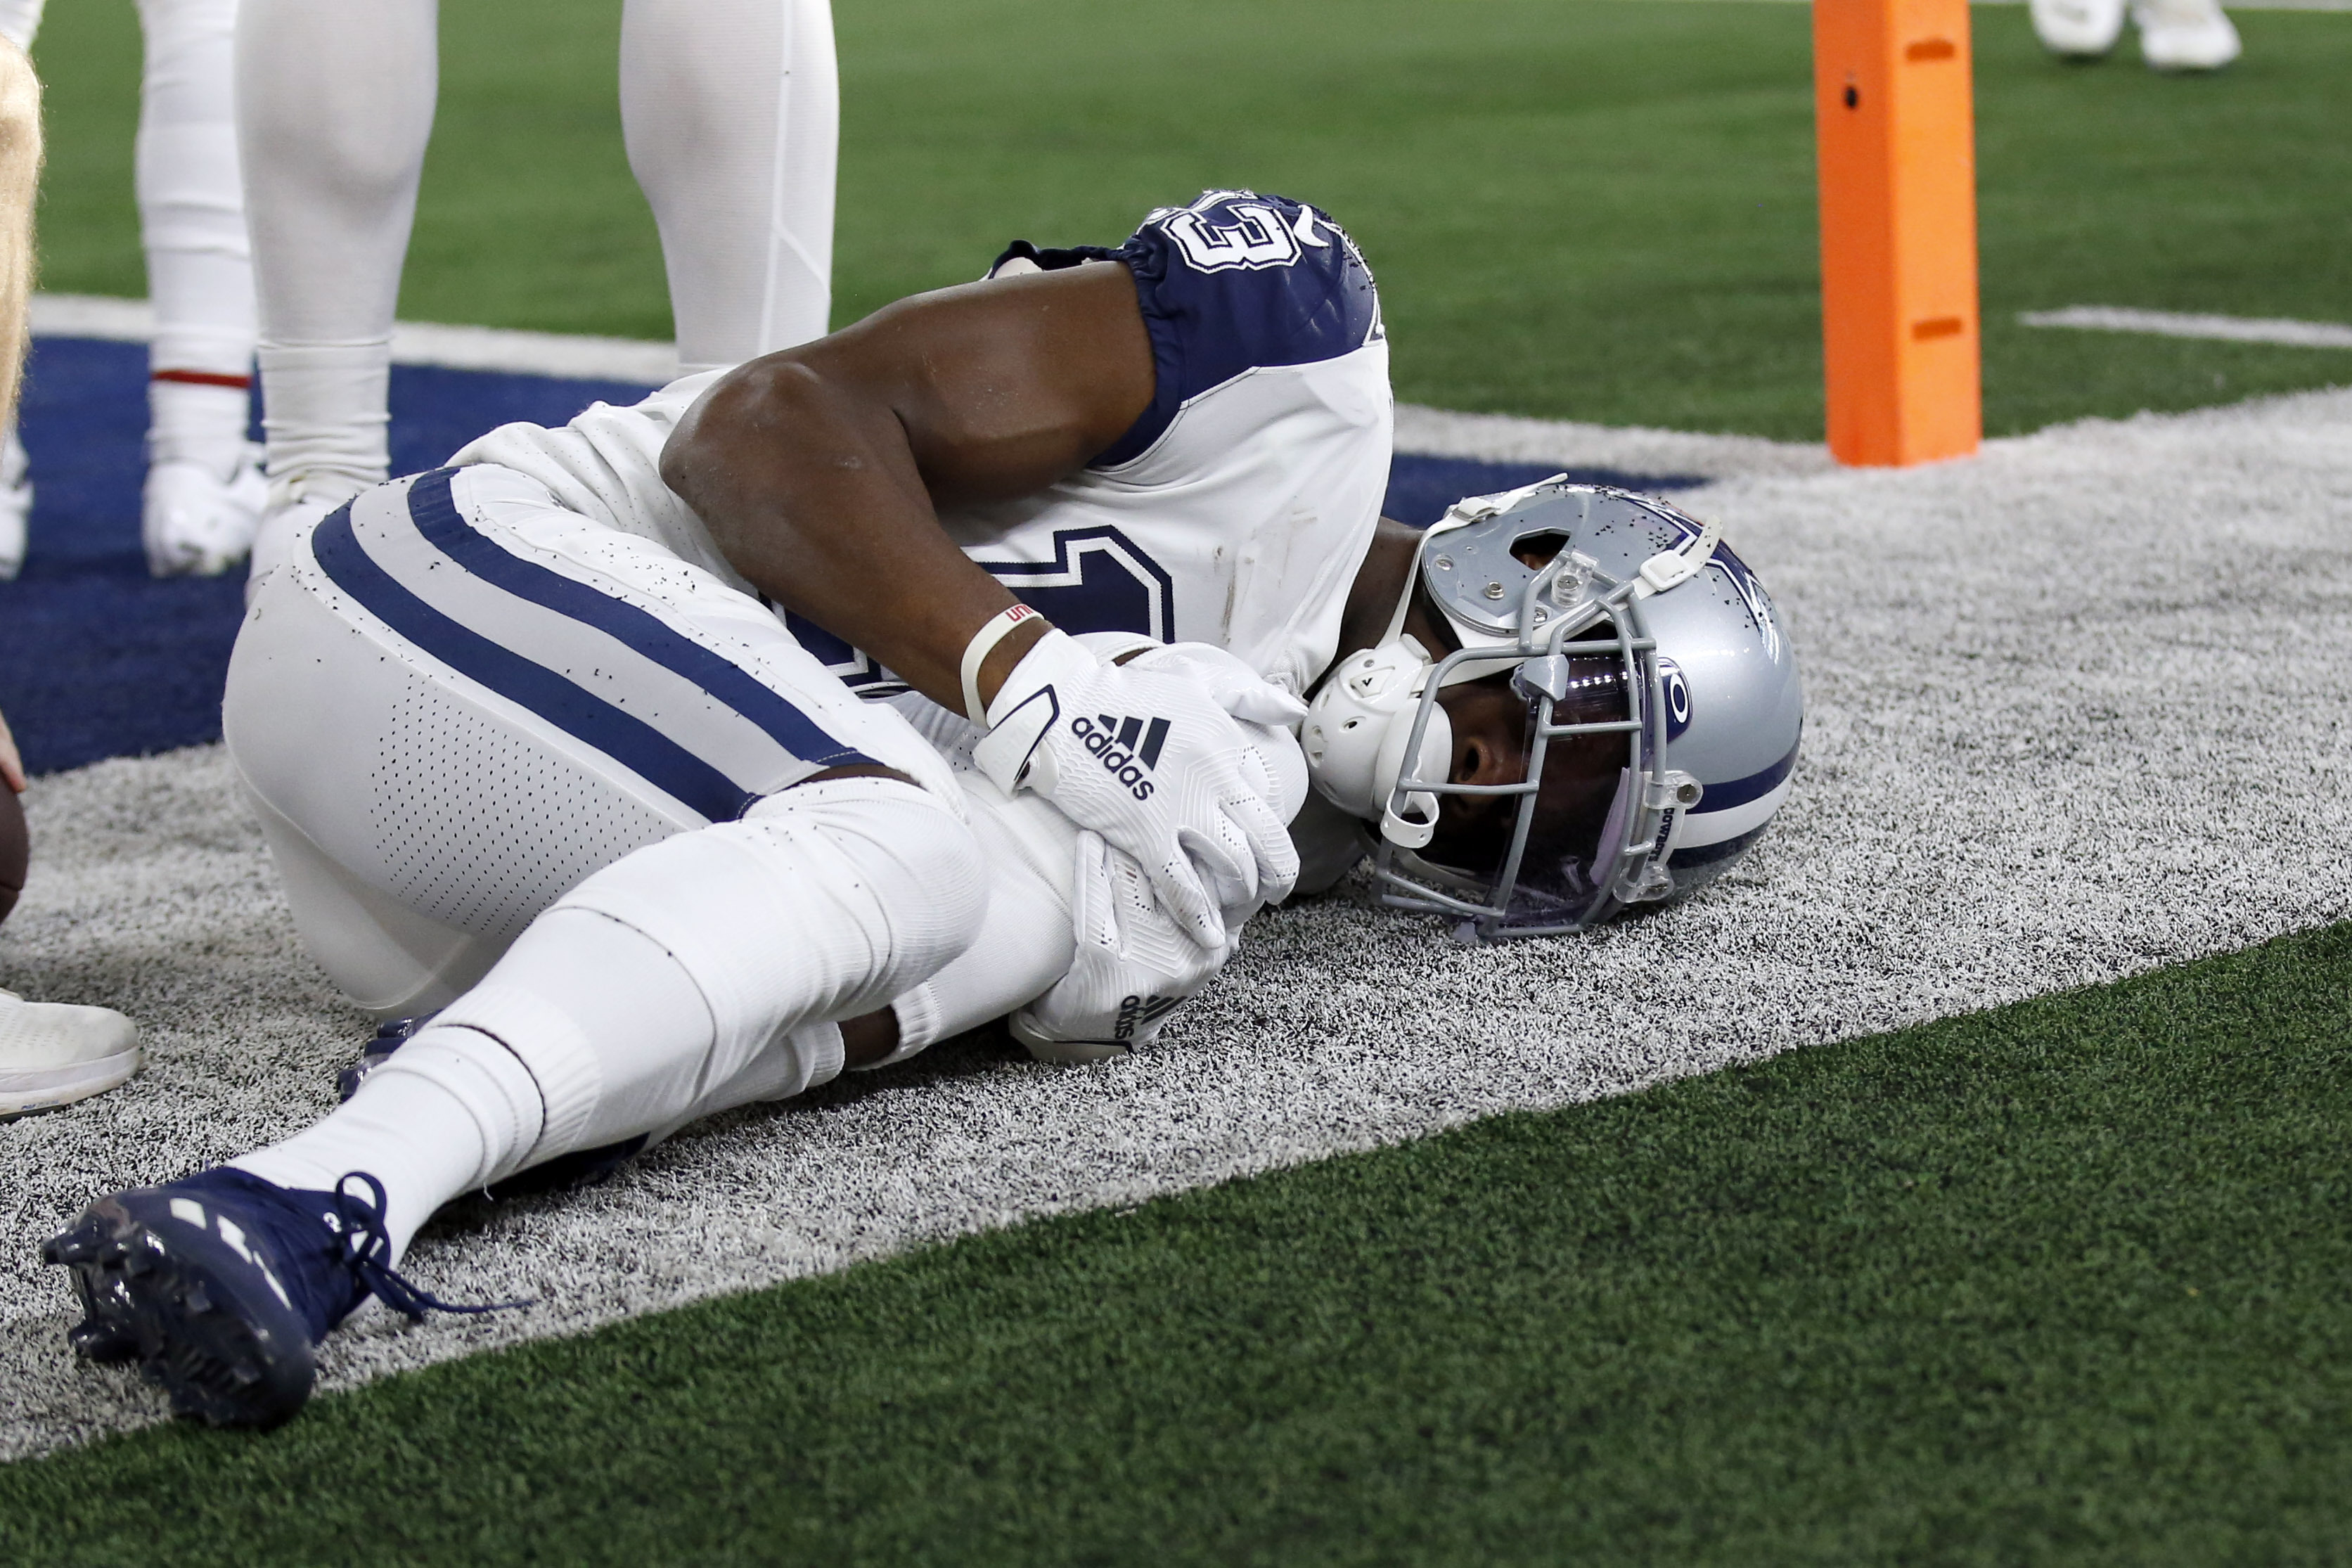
[
  {"x1": 226, "y1": 465, "x2": 989, "y2": 1181},
  {"x1": 0, "y1": 0, "x2": 257, "y2": 469},
  {"x1": 236, "y1": 0, "x2": 838, "y2": 513}
]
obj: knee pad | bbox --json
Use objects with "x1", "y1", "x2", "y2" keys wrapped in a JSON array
[
  {"x1": 459, "y1": 775, "x2": 982, "y2": 1147},
  {"x1": 559, "y1": 775, "x2": 983, "y2": 1048}
]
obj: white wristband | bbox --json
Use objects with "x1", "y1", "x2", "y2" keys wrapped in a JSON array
[{"x1": 959, "y1": 603, "x2": 1045, "y2": 724}]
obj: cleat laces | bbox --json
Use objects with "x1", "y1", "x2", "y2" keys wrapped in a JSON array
[{"x1": 326, "y1": 1172, "x2": 534, "y2": 1326}]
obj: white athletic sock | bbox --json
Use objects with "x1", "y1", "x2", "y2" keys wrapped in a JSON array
[
  {"x1": 148, "y1": 377, "x2": 250, "y2": 477},
  {"x1": 253, "y1": 341, "x2": 390, "y2": 508},
  {"x1": 621, "y1": 0, "x2": 839, "y2": 368},
  {"x1": 651, "y1": 1019, "x2": 844, "y2": 1143},
  {"x1": 230, "y1": 1027, "x2": 543, "y2": 1264},
  {"x1": 436, "y1": 905, "x2": 719, "y2": 1160}
]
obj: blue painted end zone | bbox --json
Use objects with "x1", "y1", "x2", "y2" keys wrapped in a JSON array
[
  {"x1": 0, "y1": 339, "x2": 660, "y2": 776},
  {"x1": 0, "y1": 335, "x2": 1702, "y2": 776}
]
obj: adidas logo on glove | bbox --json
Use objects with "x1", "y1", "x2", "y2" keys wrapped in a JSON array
[
  {"x1": 1069, "y1": 713, "x2": 1170, "y2": 802},
  {"x1": 1114, "y1": 993, "x2": 1181, "y2": 1041}
]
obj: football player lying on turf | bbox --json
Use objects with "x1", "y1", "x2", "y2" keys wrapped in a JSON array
[{"x1": 44, "y1": 191, "x2": 1801, "y2": 1428}]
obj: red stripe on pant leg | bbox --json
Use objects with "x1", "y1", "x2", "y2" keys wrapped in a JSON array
[{"x1": 151, "y1": 369, "x2": 252, "y2": 390}]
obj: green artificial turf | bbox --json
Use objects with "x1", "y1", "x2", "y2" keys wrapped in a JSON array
[
  {"x1": 25, "y1": 1, "x2": 2352, "y2": 441},
  {"x1": 6, "y1": 919, "x2": 2349, "y2": 1564}
]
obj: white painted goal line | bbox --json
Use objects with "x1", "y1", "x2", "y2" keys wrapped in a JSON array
[
  {"x1": 28, "y1": 293, "x2": 683, "y2": 386},
  {"x1": 26, "y1": 293, "x2": 1840, "y2": 482},
  {"x1": 37, "y1": 293, "x2": 2347, "y2": 484}
]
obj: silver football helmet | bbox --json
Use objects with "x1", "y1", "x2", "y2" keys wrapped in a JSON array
[{"x1": 1300, "y1": 478, "x2": 1803, "y2": 941}]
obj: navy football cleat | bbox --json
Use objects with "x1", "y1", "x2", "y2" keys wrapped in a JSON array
[
  {"x1": 43, "y1": 1167, "x2": 520, "y2": 1429},
  {"x1": 335, "y1": 1013, "x2": 435, "y2": 1103}
]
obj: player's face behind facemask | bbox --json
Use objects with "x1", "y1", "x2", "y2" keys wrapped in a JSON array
[{"x1": 1405, "y1": 649, "x2": 1633, "y2": 927}]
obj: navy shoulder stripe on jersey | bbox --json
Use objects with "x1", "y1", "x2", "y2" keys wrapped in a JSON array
[{"x1": 991, "y1": 190, "x2": 1383, "y2": 470}]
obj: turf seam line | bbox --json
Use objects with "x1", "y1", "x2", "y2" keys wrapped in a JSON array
[{"x1": 2020, "y1": 306, "x2": 2352, "y2": 350}]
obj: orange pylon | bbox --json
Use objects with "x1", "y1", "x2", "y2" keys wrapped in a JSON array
[{"x1": 1813, "y1": 0, "x2": 1983, "y2": 466}]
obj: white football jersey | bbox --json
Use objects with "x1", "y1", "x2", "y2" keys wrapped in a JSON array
[{"x1": 454, "y1": 189, "x2": 1393, "y2": 700}]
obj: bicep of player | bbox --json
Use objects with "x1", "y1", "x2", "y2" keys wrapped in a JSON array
[
  {"x1": 658, "y1": 263, "x2": 1155, "y2": 711},
  {"x1": 662, "y1": 261, "x2": 1153, "y2": 555}
]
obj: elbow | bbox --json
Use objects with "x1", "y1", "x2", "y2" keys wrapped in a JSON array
[{"x1": 659, "y1": 355, "x2": 822, "y2": 546}]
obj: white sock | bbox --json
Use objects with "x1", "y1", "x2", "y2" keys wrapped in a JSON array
[
  {"x1": 621, "y1": 0, "x2": 839, "y2": 368},
  {"x1": 148, "y1": 377, "x2": 250, "y2": 476},
  {"x1": 231, "y1": 1027, "x2": 543, "y2": 1264},
  {"x1": 438, "y1": 904, "x2": 719, "y2": 1160},
  {"x1": 254, "y1": 340, "x2": 390, "y2": 508}
]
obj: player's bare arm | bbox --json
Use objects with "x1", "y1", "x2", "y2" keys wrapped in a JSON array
[{"x1": 661, "y1": 263, "x2": 1153, "y2": 721}]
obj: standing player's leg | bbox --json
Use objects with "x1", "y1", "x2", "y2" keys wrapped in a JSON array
[
  {"x1": 136, "y1": 0, "x2": 266, "y2": 577},
  {"x1": 0, "y1": 0, "x2": 264, "y2": 579},
  {"x1": 0, "y1": 0, "x2": 39, "y2": 581},
  {"x1": 236, "y1": 0, "x2": 436, "y2": 589},
  {"x1": 47, "y1": 465, "x2": 986, "y2": 1427},
  {"x1": 619, "y1": 0, "x2": 838, "y2": 367}
]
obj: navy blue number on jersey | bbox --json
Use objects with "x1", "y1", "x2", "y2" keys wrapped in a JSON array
[{"x1": 786, "y1": 526, "x2": 1175, "y2": 699}]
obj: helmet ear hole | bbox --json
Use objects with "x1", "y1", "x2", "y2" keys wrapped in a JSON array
[{"x1": 1510, "y1": 531, "x2": 1571, "y2": 570}]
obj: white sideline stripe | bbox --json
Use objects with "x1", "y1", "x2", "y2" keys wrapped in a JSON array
[
  {"x1": 2022, "y1": 306, "x2": 2352, "y2": 350},
  {"x1": 1393, "y1": 404, "x2": 1834, "y2": 483},
  {"x1": 1974, "y1": 0, "x2": 2352, "y2": 7},
  {"x1": 28, "y1": 293, "x2": 683, "y2": 385},
  {"x1": 1624, "y1": 0, "x2": 2352, "y2": 8}
]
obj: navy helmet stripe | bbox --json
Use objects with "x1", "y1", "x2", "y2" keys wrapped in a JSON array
[
  {"x1": 311, "y1": 501, "x2": 759, "y2": 823},
  {"x1": 1690, "y1": 738, "x2": 1801, "y2": 814},
  {"x1": 401, "y1": 468, "x2": 873, "y2": 771}
]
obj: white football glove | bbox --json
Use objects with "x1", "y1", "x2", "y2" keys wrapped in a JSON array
[
  {"x1": 973, "y1": 628, "x2": 1307, "y2": 950},
  {"x1": 1010, "y1": 830, "x2": 1235, "y2": 1063}
]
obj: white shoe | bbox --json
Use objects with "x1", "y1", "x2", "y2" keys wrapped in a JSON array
[
  {"x1": 143, "y1": 443, "x2": 268, "y2": 578},
  {"x1": 0, "y1": 428, "x2": 30, "y2": 581},
  {"x1": 2032, "y1": 0, "x2": 2128, "y2": 56},
  {"x1": 0, "y1": 989, "x2": 140, "y2": 1117},
  {"x1": 244, "y1": 470, "x2": 370, "y2": 605},
  {"x1": 2135, "y1": 0, "x2": 2240, "y2": 69}
]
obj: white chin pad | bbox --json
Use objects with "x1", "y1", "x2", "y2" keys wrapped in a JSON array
[{"x1": 1376, "y1": 702, "x2": 1451, "y2": 848}]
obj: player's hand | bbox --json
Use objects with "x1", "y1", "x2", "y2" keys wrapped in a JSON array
[
  {"x1": 972, "y1": 629, "x2": 1306, "y2": 949},
  {"x1": 1010, "y1": 830, "x2": 1236, "y2": 1062}
]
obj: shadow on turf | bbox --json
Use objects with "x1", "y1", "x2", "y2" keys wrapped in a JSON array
[{"x1": 420, "y1": 1024, "x2": 1036, "y2": 1243}]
